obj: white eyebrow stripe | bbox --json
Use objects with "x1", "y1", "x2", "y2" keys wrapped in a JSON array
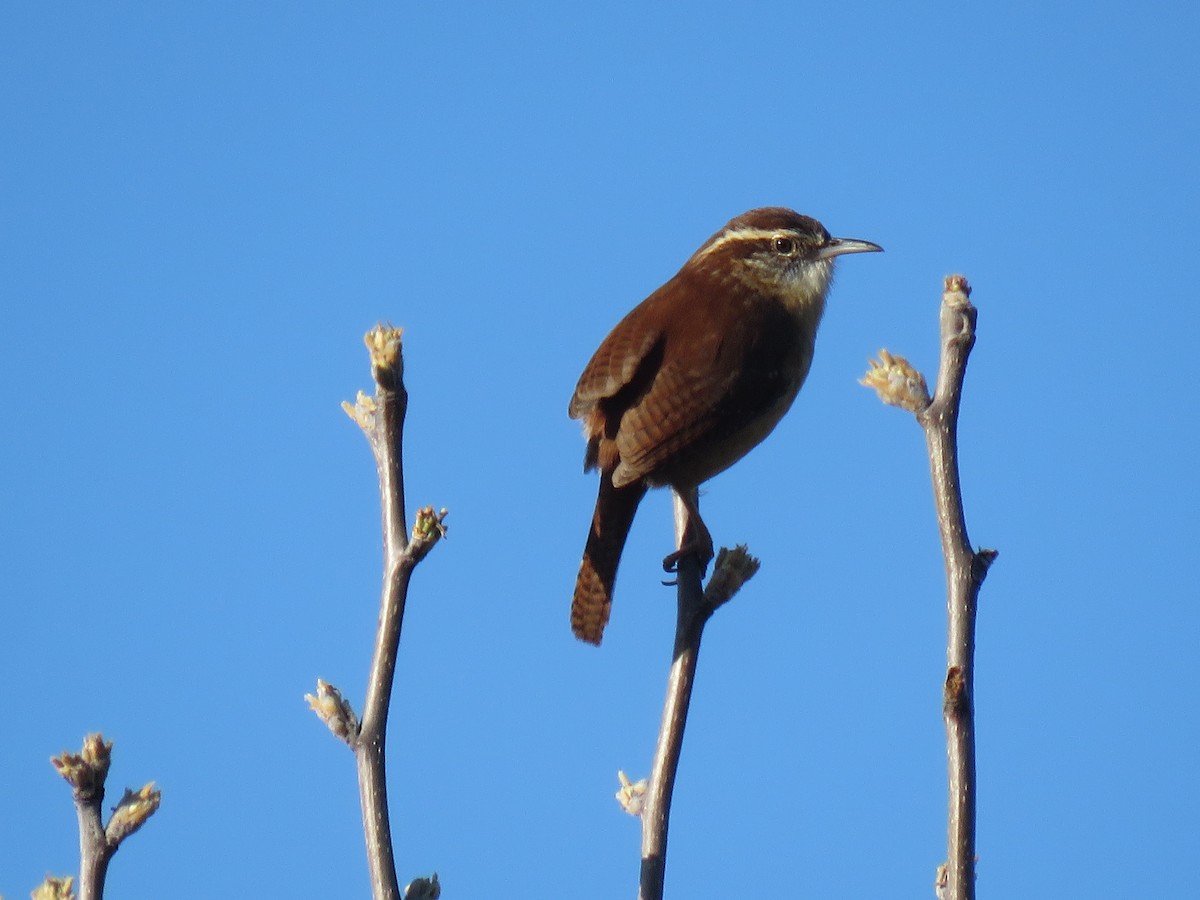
[{"x1": 693, "y1": 227, "x2": 790, "y2": 260}]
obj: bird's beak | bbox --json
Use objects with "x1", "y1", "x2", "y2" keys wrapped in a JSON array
[{"x1": 819, "y1": 237, "x2": 884, "y2": 259}]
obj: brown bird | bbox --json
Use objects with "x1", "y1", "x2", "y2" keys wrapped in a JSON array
[{"x1": 568, "y1": 207, "x2": 882, "y2": 644}]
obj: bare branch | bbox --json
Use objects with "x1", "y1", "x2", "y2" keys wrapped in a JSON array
[
  {"x1": 638, "y1": 491, "x2": 758, "y2": 900},
  {"x1": 862, "y1": 275, "x2": 997, "y2": 900}
]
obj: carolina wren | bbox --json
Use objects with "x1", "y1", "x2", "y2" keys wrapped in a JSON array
[{"x1": 569, "y1": 207, "x2": 882, "y2": 645}]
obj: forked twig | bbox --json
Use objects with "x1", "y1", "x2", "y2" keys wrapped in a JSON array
[
  {"x1": 308, "y1": 325, "x2": 445, "y2": 900},
  {"x1": 51, "y1": 733, "x2": 160, "y2": 900}
]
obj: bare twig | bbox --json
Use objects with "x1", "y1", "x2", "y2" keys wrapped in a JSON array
[
  {"x1": 862, "y1": 275, "x2": 997, "y2": 900},
  {"x1": 919, "y1": 277, "x2": 997, "y2": 900},
  {"x1": 51, "y1": 734, "x2": 160, "y2": 900},
  {"x1": 638, "y1": 491, "x2": 758, "y2": 900},
  {"x1": 308, "y1": 325, "x2": 445, "y2": 900}
]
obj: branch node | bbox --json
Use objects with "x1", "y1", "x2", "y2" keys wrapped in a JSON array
[
  {"x1": 105, "y1": 782, "x2": 162, "y2": 846},
  {"x1": 935, "y1": 863, "x2": 949, "y2": 900},
  {"x1": 860, "y1": 349, "x2": 931, "y2": 414},
  {"x1": 305, "y1": 679, "x2": 361, "y2": 745},
  {"x1": 342, "y1": 391, "x2": 378, "y2": 430},
  {"x1": 943, "y1": 666, "x2": 969, "y2": 718},
  {"x1": 403, "y1": 505, "x2": 449, "y2": 567},
  {"x1": 32, "y1": 875, "x2": 77, "y2": 900},
  {"x1": 973, "y1": 548, "x2": 999, "y2": 583},
  {"x1": 403, "y1": 872, "x2": 441, "y2": 900},
  {"x1": 703, "y1": 544, "x2": 760, "y2": 610},
  {"x1": 412, "y1": 505, "x2": 449, "y2": 544},
  {"x1": 616, "y1": 769, "x2": 649, "y2": 817}
]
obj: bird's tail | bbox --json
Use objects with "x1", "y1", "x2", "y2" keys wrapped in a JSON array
[{"x1": 571, "y1": 477, "x2": 647, "y2": 645}]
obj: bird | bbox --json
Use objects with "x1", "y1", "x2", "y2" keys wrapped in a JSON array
[{"x1": 568, "y1": 207, "x2": 882, "y2": 645}]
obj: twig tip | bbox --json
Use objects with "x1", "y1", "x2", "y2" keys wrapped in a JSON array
[
  {"x1": 364, "y1": 324, "x2": 405, "y2": 390},
  {"x1": 943, "y1": 274, "x2": 972, "y2": 299},
  {"x1": 51, "y1": 733, "x2": 113, "y2": 797}
]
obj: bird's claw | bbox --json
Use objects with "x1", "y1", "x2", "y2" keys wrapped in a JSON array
[{"x1": 661, "y1": 543, "x2": 713, "y2": 580}]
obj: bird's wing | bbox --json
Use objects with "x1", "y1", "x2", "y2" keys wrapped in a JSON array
[
  {"x1": 568, "y1": 309, "x2": 663, "y2": 421},
  {"x1": 570, "y1": 282, "x2": 800, "y2": 486},
  {"x1": 614, "y1": 296, "x2": 806, "y2": 486},
  {"x1": 610, "y1": 336, "x2": 735, "y2": 484}
]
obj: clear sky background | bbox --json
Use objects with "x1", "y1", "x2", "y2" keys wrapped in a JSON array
[{"x1": 3, "y1": 3, "x2": 1198, "y2": 897}]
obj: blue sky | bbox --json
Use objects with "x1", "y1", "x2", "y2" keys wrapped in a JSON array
[{"x1": 3, "y1": 3, "x2": 1198, "y2": 897}]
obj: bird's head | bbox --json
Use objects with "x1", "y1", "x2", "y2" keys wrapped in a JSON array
[{"x1": 688, "y1": 207, "x2": 882, "y2": 313}]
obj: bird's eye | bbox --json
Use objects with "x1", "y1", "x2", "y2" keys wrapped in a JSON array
[{"x1": 773, "y1": 236, "x2": 796, "y2": 255}]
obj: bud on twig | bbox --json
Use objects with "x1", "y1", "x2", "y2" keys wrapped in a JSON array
[{"x1": 306, "y1": 679, "x2": 360, "y2": 745}]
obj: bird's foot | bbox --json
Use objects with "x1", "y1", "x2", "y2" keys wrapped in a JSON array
[
  {"x1": 661, "y1": 534, "x2": 714, "y2": 580},
  {"x1": 661, "y1": 487, "x2": 714, "y2": 583}
]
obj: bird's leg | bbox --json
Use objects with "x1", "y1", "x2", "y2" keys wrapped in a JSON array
[{"x1": 662, "y1": 488, "x2": 714, "y2": 577}]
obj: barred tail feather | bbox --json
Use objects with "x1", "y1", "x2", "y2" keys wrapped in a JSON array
[{"x1": 571, "y1": 477, "x2": 647, "y2": 644}]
